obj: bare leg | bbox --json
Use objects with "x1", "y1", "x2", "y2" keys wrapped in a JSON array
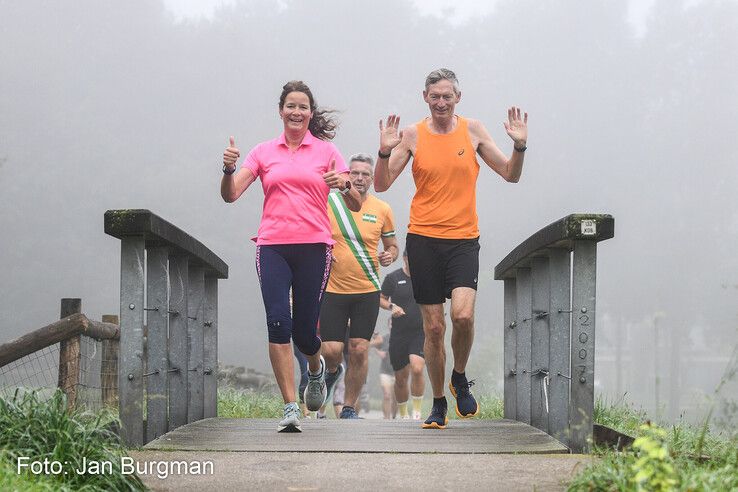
[
  {"x1": 394, "y1": 365, "x2": 410, "y2": 403},
  {"x1": 343, "y1": 338, "x2": 369, "y2": 407},
  {"x1": 305, "y1": 348, "x2": 323, "y2": 374},
  {"x1": 450, "y1": 287, "x2": 476, "y2": 373},
  {"x1": 320, "y1": 340, "x2": 344, "y2": 373},
  {"x1": 380, "y1": 380, "x2": 394, "y2": 419},
  {"x1": 420, "y1": 304, "x2": 446, "y2": 398},
  {"x1": 409, "y1": 354, "x2": 426, "y2": 397},
  {"x1": 269, "y1": 342, "x2": 296, "y2": 403}
]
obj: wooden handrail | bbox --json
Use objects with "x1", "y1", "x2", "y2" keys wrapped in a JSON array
[{"x1": 0, "y1": 314, "x2": 118, "y2": 368}]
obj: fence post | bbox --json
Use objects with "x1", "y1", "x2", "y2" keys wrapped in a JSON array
[
  {"x1": 146, "y1": 246, "x2": 170, "y2": 442},
  {"x1": 203, "y1": 277, "x2": 218, "y2": 418},
  {"x1": 569, "y1": 240, "x2": 597, "y2": 453},
  {"x1": 548, "y1": 248, "x2": 571, "y2": 445},
  {"x1": 503, "y1": 278, "x2": 517, "y2": 420},
  {"x1": 58, "y1": 298, "x2": 82, "y2": 411},
  {"x1": 187, "y1": 266, "x2": 205, "y2": 423},
  {"x1": 101, "y1": 314, "x2": 119, "y2": 408},
  {"x1": 530, "y1": 257, "x2": 551, "y2": 433},
  {"x1": 118, "y1": 237, "x2": 146, "y2": 447},
  {"x1": 168, "y1": 254, "x2": 189, "y2": 430},
  {"x1": 515, "y1": 267, "x2": 532, "y2": 424}
]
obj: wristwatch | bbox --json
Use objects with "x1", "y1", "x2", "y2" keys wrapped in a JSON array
[
  {"x1": 222, "y1": 164, "x2": 236, "y2": 175},
  {"x1": 339, "y1": 180, "x2": 352, "y2": 195}
]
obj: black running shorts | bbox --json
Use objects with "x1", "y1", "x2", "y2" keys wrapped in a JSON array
[
  {"x1": 405, "y1": 233, "x2": 480, "y2": 305},
  {"x1": 319, "y1": 291, "x2": 380, "y2": 342},
  {"x1": 389, "y1": 329, "x2": 425, "y2": 371}
]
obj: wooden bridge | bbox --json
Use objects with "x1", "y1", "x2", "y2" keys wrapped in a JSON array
[{"x1": 1, "y1": 210, "x2": 614, "y2": 459}]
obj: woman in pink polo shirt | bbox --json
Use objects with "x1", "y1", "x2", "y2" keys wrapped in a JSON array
[{"x1": 221, "y1": 81, "x2": 361, "y2": 432}]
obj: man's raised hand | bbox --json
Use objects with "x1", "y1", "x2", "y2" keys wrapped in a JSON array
[
  {"x1": 223, "y1": 136, "x2": 240, "y2": 171},
  {"x1": 503, "y1": 107, "x2": 528, "y2": 147},
  {"x1": 379, "y1": 115, "x2": 403, "y2": 155}
]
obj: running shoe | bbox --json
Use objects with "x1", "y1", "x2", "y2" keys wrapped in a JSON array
[
  {"x1": 278, "y1": 403, "x2": 302, "y2": 433},
  {"x1": 339, "y1": 405, "x2": 361, "y2": 419},
  {"x1": 422, "y1": 399, "x2": 448, "y2": 429},
  {"x1": 324, "y1": 363, "x2": 345, "y2": 404},
  {"x1": 449, "y1": 372, "x2": 480, "y2": 418},
  {"x1": 303, "y1": 356, "x2": 327, "y2": 411}
]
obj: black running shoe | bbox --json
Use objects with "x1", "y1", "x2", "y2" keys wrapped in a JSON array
[
  {"x1": 449, "y1": 372, "x2": 479, "y2": 418},
  {"x1": 422, "y1": 398, "x2": 448, "y2": 429}
]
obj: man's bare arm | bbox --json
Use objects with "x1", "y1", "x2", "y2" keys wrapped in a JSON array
[
  {"x1": 470, "y1": 108, "x2": 528, "y2": 183},
  {"x1": 374, "y1": 115, "x2": 415, "y2": 192}
]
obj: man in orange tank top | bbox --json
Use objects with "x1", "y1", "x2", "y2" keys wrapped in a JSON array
[{"x1": 374, "y1": 68, "x2": 529, "y2": 429}]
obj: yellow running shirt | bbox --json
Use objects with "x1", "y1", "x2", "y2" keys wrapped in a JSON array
[
  {"x1": 326, "y1": 193, "x2": 395, "y2": 294},
  {"x1": 409, "y1": 116, "x2": 480, "y2": 239}
]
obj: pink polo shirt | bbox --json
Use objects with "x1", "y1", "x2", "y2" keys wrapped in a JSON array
[{"x1": 243, "y1": 131, "x2": 347, "y2": 246}]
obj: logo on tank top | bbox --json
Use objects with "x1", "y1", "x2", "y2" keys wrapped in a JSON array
[{"x1": 458, "y1": 149, "x2": 465, "y2": 156}]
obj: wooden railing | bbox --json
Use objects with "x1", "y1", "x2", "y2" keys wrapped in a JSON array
[
  {"x1": 494, "y1": 214, "x2": 615, "y2": 453},
  {"x1": 105, "y1": 209, "x2": 228, "y2": 446}
]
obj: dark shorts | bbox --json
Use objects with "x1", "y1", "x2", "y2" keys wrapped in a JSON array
[
  {"x1": 405, "y1": 233, "x2": 480, "y2": 305},
  {"x1": 319, "y1": 291, "x2": 380, "y2": 342},
  {"x1": 389, "y1": 329, "x2": 425, "y2": 371}
]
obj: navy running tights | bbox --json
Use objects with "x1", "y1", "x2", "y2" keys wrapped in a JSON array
[{"x1": 256, "y1": 243, "x2": 331, "y2": 355}]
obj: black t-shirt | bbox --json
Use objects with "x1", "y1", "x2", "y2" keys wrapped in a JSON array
[{"x1": 381, "y1": 268, "x2": 423, "y2": 334}]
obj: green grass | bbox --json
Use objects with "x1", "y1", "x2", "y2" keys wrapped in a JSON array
[
  {"x1": 568, "y1": 396, "x2": 738, "y2": 491},
  {"x1": 217, "y1": 386, "x2": 283, "y2": 418},
  {"x1": 0, "y1": 389, "x2": 145, "y2": 492}
]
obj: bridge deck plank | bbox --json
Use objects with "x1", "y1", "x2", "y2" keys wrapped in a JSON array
[{"x1": 144, "y1": 418, "x2": 568, "y2": 454}]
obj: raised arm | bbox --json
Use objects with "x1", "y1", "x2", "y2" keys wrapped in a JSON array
[
  {"x1": 374, "y1": 115, "x2": 414, "y2": 192},
  {"x1": 221, "y1": 136, "x2": 257, "y2": 202},
  {"x1": 471, "y1": 107, "x2": 528, "y2": 183}
]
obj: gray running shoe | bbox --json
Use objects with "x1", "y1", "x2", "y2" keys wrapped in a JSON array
[
  {"x1": 324, "y1": 363, "x2": 345, "y2": 404},
  {"x1": 303, "y1": 355, "x2": 327, "y2": 411},
  {"x1": 278, "y1": 403, "x2": 302, "y2": 433}
]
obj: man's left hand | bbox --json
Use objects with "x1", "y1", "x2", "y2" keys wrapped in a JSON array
[{"x1": 378, "y1": 250, "x2": 393, "y2": 267}]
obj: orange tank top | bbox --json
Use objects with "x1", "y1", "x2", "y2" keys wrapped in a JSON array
[{"x1": 409, "y1": 116, "x2": 480, "y2": 239}]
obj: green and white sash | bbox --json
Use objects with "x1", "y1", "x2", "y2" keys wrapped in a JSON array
[{"x1": 328, "y1": 193, "x2": 380, "y2": 290}]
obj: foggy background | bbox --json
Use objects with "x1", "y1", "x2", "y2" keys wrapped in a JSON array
[{"x1": 1, "y1": 0, "x2": 736, "y2": 424}]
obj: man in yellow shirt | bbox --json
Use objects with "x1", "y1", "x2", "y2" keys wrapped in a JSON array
[{"x1": 320, "y1": 153, "x2": 399, "y2": 419}]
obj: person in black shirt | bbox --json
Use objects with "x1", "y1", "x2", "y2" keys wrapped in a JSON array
[{"x1": 380, "y1": 249, "x2": 426, "y2": 420}]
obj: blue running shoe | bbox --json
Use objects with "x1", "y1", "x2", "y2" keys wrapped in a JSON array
[
  {"x1": 422, "y1": 398, "x2": 448, "y2": 429},
  {"x1": 324, "y1": 363, "x2": 345, "y2": 405},
  {"x1": 449, "y1": 372, "x2": 479, "y2": 418},
  {"x1": 278, "y1": 403, "x2": 302, "y2": 433},
  {"x1": 304, "y1": 356, "x2": 327, "y2": 411},
  {"x1": 339, "y1": 405, "x2": 361, "y2": 419}
]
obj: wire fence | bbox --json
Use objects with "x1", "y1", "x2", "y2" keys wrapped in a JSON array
[{"x1": 0, "y1": 334, "x2": 118, "y2": 413}]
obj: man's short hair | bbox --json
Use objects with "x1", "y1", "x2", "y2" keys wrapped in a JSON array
[
  {"x1": 349, "y1": 152, "x2": 374, "y2": 169},
  {"x1": 425, "y1": 68, "x2": 460, "y2": 94}
]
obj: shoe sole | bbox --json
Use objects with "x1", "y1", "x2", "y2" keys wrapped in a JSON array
[
  {"x1": 421, "y1": 417, "x2": 449, "y2": 429},
  {"x1": 277, "y1": 423, "x2": 302, "y2": 433},
  {"x1": 448, "y1": 382, "x2": 480, "y2": 418}
]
